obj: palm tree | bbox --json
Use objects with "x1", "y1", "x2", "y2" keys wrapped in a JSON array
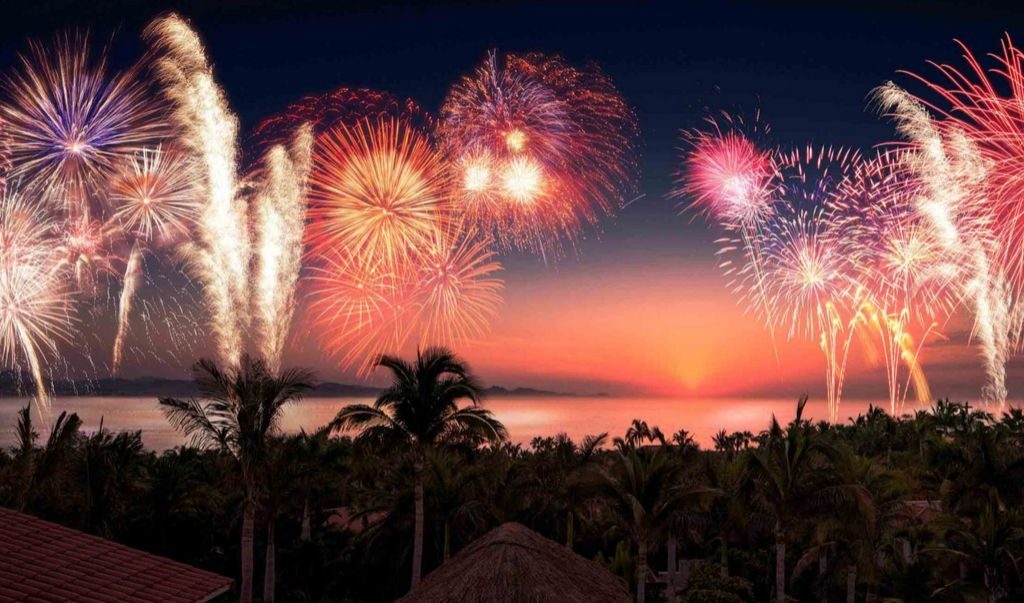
[
  {"x1": 588, "y1": 445, "x2": 713, "y2": 603},
  {"x1": 794, "y1": 446, "x2": 910, "y2": 602},
  {"x1": 159, "y1": 355, "x2": 316, "y2": 603},
  {"x1": 936, "y1": 492, "x2": 1024, "y2": 603},
  {"x1": 747, "y1": 396, "x2": 831, "y2": 603},
  {"x1": 11, "y1": 406, "x2": 82, "y2": 512},
  {"x1": 330, "y1": 347, "x2": 507, "y2": 587}
]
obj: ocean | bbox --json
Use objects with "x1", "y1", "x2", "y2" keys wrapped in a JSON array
[{"x1": 0, "y1": 395, "x2": 956, "y2": 450}]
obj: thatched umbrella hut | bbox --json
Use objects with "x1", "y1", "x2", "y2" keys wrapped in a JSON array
[{"x1": 397, "y1": 522, "x2": 631, "y2": 603}]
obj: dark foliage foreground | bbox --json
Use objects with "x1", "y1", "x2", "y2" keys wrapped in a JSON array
[{"x1": 3, "y1": 362, "x2": 1024, "y2": 602}]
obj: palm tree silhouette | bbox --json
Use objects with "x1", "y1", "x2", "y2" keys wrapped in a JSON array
[
  {"x1": 159, "y1": 355, "x2": 316, "y2": 603},
  {"x1": 330, "y1": 347, "x2": 506, "y2": 588},
  {"x1": 747, "y1": 395, "x2": 831, "y2": 603}
]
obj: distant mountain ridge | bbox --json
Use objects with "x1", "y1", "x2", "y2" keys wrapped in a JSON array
[{"x1": 0, "y1": 372, "x2": 601, "y2": 399}]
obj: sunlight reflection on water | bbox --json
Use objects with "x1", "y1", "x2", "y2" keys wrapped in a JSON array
[{"x1": 0, "y1": 395, "x2": 1010, "y2": 450}]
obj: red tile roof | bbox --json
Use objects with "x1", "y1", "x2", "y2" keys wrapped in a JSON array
[{"x1": 0, "y1": 507, "x2": 232, "y2": 602}]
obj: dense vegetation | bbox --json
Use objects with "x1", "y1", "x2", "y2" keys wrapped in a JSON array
[{"x1": 2, "y1": 351, "x2": 1024, "y2": 603}]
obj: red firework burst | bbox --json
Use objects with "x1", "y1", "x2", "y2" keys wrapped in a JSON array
[{"x1": 439, "y1": 51, "x2": 639, "y2": 256}]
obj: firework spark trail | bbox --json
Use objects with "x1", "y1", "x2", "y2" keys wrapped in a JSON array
[
  {"x1": 0, "y1": 191, "x2": 72, "y2": 416},
  {"x1": 675, "y1": 122, "x2": 782, "y2": 345},
  {"x1": 146, "y1": 14, "x2": 249, "y2": 369},
  {"x1": 876, "y1": 82, "x2": 1010, "y2": 404},
  {"x1": 112, "y1": 243, "x2": 143, "y2": 374},
  {"x1": 254, "y1": 125, "x2": 313, "y2": 372}
]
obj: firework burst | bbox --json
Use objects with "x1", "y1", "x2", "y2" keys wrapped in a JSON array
[
  {"x1": 0, "y1": 31, "x2": 164, "y2": 212},
  {"x1": 306, "y1": 118, "x2": 450, "y2": 269},
  {"x1": 109, "y1": 146, "x2": 198, "y2": 244},
  {"x1": 306, "y1": 251, "x2": 416, "y2": 375},
  {"x1": 414, "y1": 227, "x2": 503, "y2": 345},
  {"x1": 440, "y1": 51, "x2": 638, "y2": 256},
  {"x1": 830, "y1": 150, "x2": 957, "y2": 412},
  {"x1": 0, "y1": 191, "x2": 72, "y2": 413},
  {"x1": 760, "y1": 206, "x2": 862, "y2": 420}
]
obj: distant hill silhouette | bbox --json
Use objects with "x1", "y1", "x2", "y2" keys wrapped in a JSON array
[{"x1": 0, "y1": 371, "x2": 603, "y2": 399}]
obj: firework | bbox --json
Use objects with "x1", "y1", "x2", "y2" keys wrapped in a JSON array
[
  {"x1": 680, "y1": 130, "x2": 778, "y2": 227},
  {"x1": 306, "y1": 251, "x2": 416, "y2": 375},
  {"x1": 112, "y1": 244, "x2": 143, "y2": 374},
  {"x1": 675, "y1": 115, "x2": 782, "y2": 346},
  {"x1": 0, "y1": 191, "x2": 72, "y2": 413},
  {"x1": 254, "y1": 125, "x2": 313, "y2": 373},
  {"x1": 760, "y1": 206, "x2": 862, "y2": 420},
  {"x1": 414, "y1": 228, "x2": 503, "y2": 345},
  {"x1": 875, "y1": 82, "x2": 1010, "y2": 405},
  {"x1": 0, "y1": 31, "x2": 163, "y2": 213},
  {"x1": 251, "y1": 87, "x2": 431, "y2": 150},
  {"x1": 439, "y1": 51, "x2": 638, "y2": 256},
  {"x1": 306, "y1": 118, "x2": 450, "y2": 269},
  {"x1": 109, "y1": 146, "x2": 198, "y2": 244},
  {"x1": 146, "y1": 13, "x2": 249, "y2": 369},
  {"x1": 831, "y1": 150, "x2": 956, "y2": 413}
]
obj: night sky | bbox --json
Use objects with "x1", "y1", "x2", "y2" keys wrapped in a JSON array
[{"x1": 2, "y1": 0, "x2": 1022, "y2": 397}]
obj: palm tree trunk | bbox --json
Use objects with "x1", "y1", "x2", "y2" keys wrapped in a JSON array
[
  {"x1": 666, "y1": 536, "x2": 678, "y2": 602},
  {"x1": 240, "y1": 502, "x2": 254, "y2": 603},
  {"x1": 775, "y1": 522, "x2": 786, "y2": 603},
  {"x1": 566, "y1": 510, "x2": 574, "y2": 549},
  {"x1": 263, "y1": 518, "x2": 276, "y2": 603},
  {"x1": 720, "y1": 534, "x2": 729, "y2": 577},
  {"x1": 846, "y1": 567, "x2": 856, "y2": 603},
  {"x1": 300, "y1": 495, "x2": 311, "y2": 542},
  {"x1": 636, "y1": 537, "x2": 647, "y2": 603},
  {"x1": 818, "y1": 553, "x2": 828, "y2": 603},
  {"x1": 443, "y1": 520, "x2": 451, "y2": 562},
  {"x1": 412, "y1": 460, "x2": 425, "y2": 587}
]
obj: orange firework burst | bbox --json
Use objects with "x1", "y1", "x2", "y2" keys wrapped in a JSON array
[
  {"x1": 414, "y1": 228, "x2": 503, "y2": 345},
  {"x1": 306, "y1": 250, "x2": 416, "y2": 374},
  {"x1": 0, "y1": 31, "x2": 164, "y2": 212},
  {"x1": 306, "y1": 118, "x2": 450, "y2": 269},
  {"x1": 439, "y1": 51, "x2": 639, "y2": 256},
  {"x1": 109, "y1": 146, "x2": 197, "y2": 244}
]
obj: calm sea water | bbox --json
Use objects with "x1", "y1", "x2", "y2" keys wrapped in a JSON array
[{"x1": 0, "y1": 396, "x2": 960, "y2": 450}]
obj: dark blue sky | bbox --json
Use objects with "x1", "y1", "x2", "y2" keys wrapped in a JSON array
[{"x1": 3, "y1": 0, "x2": 1018, "y2": 268}]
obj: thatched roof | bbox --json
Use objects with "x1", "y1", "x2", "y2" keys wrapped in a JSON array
[{"x1": 397, "y1": 522, "x2": 631, "y2": 603}]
